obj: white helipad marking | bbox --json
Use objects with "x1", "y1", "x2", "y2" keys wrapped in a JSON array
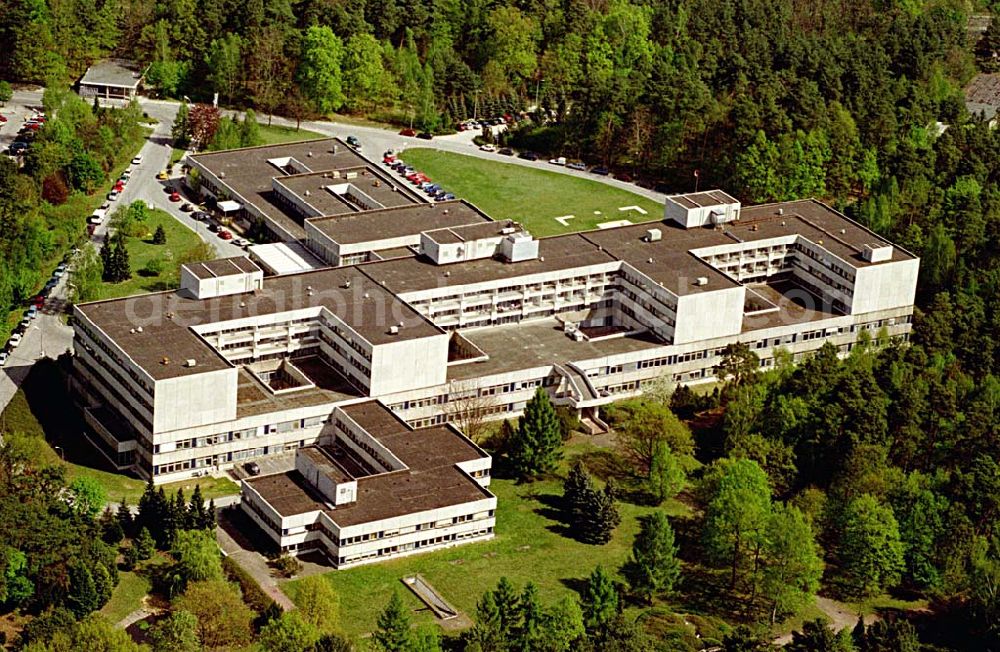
[
  {"x1": 619, "y1": 205, "x2": 648, "y2": 214},
  {"x1": 597, "y1": 219, "x2": 632, "y2": 229},
  {"x1": 555, "y1": 215, "x2": 575, "y2": 226}
]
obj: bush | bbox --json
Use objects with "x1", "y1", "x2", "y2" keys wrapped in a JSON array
[
  {"x1": 141, "y1": 258, "x2": 165, "y2": 277},
  {"x1": 273, "y1": 553, "x2": 302, "y2": 578},
  {"x1": 222, "y1": 555, "x2": 276, "y2": 614}
]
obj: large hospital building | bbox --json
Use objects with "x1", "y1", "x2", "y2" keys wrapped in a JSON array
[{"x1": 70, "y1": 138, "x2": 918, "y2": 564}]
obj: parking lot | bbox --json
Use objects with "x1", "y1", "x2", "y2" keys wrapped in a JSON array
[{"x1": 0, "y1": 92, "x2": 45, "y2": 158}]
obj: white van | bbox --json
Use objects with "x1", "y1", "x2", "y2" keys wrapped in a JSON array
[{"x1": 88, "y1": 208, "x2": 107, "y2": 225}]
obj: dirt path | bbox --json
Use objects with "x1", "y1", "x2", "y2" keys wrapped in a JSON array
[{"x1": 772, "y1": 596, "x2": 874, "y2": 646}]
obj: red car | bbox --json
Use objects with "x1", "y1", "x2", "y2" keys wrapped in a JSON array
[
  {"x1": 218, "y1": 229, "x2": 233, "y2": 240},
  {"x1": 114, "y1": 181, "x2": 124, "y2": 192},
  {"x1": 406, "y1": 172, "x2": 428, "y2": 183},
  {"x1": 398, "y1": 128, "x2": 417, "y2": 137},
  {"x1": 169, "y1": 191, "x2": 181, "y2": 202},
  {"x1": 33, "y1": 295, "x2": 45, "y2": 307},
  {"x1": 383, "y1": 155, "x2": 396, "y2": 164}
]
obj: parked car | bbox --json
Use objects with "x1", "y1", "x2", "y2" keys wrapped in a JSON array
[
  {"x1": 244, "y1": 461, "x2": 261, "y2": 476},
  {"x1": 169, "y1": 191, "x2": 181, "y2": 202},
  {"x1": 234, "y1": 238, "x2": 249, "y2": 248},
  {"x1": 518, "y1": 151, "x2": 539, "y2": 161},
  {"x1": 192, "y1": 211, "x2": 211, "y2": 221},
  {"x1": 399, "y1": 128, "x2": 417, "y2": 137},
  {"x1": 180, "y1": 202, "x2": 194, "y2": 212},
  {"x1": 107, "y1": 190, "x2": 120, "y2": 201},
  {"x1": 479, "y1": 144, "x2": 497, "y2": 152},
  {"x1": 416, "y1": 132, "x2": 433, "y2": 140},
  {"x1": 567, "y1": 161, "x2": 587, "y2": 171},
  {"x1": 615, "y1": 171, "x2": 633, "y2": 182},
  {"x1": 591, "y1": 166, "x2": 610, "y2": 176},
  {"x1": 346, "y1": 135, "x2": 361, "y2": 150},
  {"x1": 549, "y1": 156, "x2": 566, "y2": 166},
  {"x1": 132, "y1": 154, "x2": 143, "y2": 165},
  {"x1": 498, "y1": 147, "x2": 514, "y2": 156},
  {"x1": 0, "y1": 352, "x2": 8, "y2": 367},
  {"x1": 156, "y1": 170, "x2": 169, "y2": 180},
  {"x1": 8, "y1": 333, "x2": 21, "y2": 349},
  {"x1": 27, "y1": 306, "x2": 38, "y2": 319},
  {"x1": 218, "y1": 229, "x2": 233, "y2": 240},
  {"x1": 8, "y1": 142, "x2": 28, "y2": 155},
  {"x1": 440, "y1": 192, "x2": 455, "y2": 201},
  {"x1": 32, "y1": 295, "x2": 45, "y2": 308},
  {"x1": 208, "y1": 223, "x2": 220, "y2": 233}
]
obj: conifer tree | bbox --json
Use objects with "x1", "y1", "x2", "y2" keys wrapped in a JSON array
[
  {"x1": 514, "y1": 582, "x2": 544, "y2": 651},
  {"x1": 153, "y1": 224, "x2": 167, "y2": 244},
  {"x1": 509, "y1": 388, "x2": 562, "y2": 479},
  {"x1": 189, "y1": 485, "x2": 207, "y2": 529},
  {"x1": 174, "y1": 488, "x2": 190, "y2": 530},
  {"x1": 581, "y1": 565, "x2": 619, "y2": 632},
  {"x1": 622, "y1": 511, "x2": 681, "y2": 603},
  {"x1": 93, "y1": 562, "x2": 113, "y2": 607},
  {"x1": 117, "y1": 497, "x2": 134, "y2": 538},
  {"x1": 580, "y1": 484, "x2": 620, "y2": 545},
  {"x1": 67, "y1": 563, "x2": 99, "y2": 617},
  {"x1": 563, "y1": 461, "x2": 593, "y2": 524},
  {"x1": 135, "y1": 527, "x2": 155, "y2": 560},
  {"x1": 100, "y1": 232, "x2": 113, "y2": 280},
  {"x1": 205, "y1": 499, "x2": 217, "y2": 530},
  {"x1": 468, "y1": 590, "x2": 503, "y2": 651},
  {"x1": 491, "y1": 577, "x2": 520, "y2": 642},
  {"x1": 373, "y1": 592, "x2": 410, "y2": 652}
]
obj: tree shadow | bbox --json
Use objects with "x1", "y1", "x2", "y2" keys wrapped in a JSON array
[
  {"x1": 532, "y1": 492, "x2": 574, "y2": 538},
  {"x1": 558, "y1": 575, "x2": 591, "y2": 597}
]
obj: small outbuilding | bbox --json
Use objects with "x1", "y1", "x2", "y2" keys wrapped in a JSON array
[{"x1": 78, "y1": 59, "x2": 145, "y2": 102}]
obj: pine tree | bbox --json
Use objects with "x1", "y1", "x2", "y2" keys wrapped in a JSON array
[
  {"x1": 153, "y1": 225, "x2": 167, "y2": 244},
  {"x1": 509, "y1": 388, "x2": 562, "y2": 479},
  {"x1": 67, "y1": 563, "x2": 99, "y2": 617},
  {"x1": 515, "y1": 583, "x2": 544, "y2": 651},
  {"x1": 159, "y1": 487, "x2": 177, "y2": 547},
  {"x1": 373, "y1": 592, "x2": 411, "y2": 652},
  {"x1": 114, "y1": 237, "x2": 132, "y2": 282},
  {"x1": 491, "y1": 577, "x2": 520, "y2": 642},
  {"x1": 100, "y1": 232, "x2": 113, "y2": 281},
  {"x1": 468, "y1": 590, "x2": 503, "y2": 651},
  {"x1": 580, "y1": 484, "x2": 620, "y2": 545},
  {"x1": 93, "y1": 563, "x2": 114, "y2": 608},
  {"x1": 189, "y1": 485, "x2": 207, "y2": 529},
  {"x1": 205, "y1": 499, "x2": 217, "y2": 530},
  {"x1": 174, "y1": 488, "x2": 190, "y2": 530},
  {"x1": 622, "y1": 512, "x2": 680, "y2": 603},
  {"x1": 136, "y1": 526, "x2": 155, "y2": 560},
  {"x1": 563, "y1": 461, "x2": 593, "y2": 524},
  {"x1": 117, "y1": 497, "x2": 135, "y2": 538},
  {"x1": 581, "y1": 565, "x2": 619, "y2": 632}
]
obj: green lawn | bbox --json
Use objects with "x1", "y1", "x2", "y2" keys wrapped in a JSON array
[
  {"x1": 100, "y1": 571, "x2": 151, "y2": 624},
  {"x1": 91, "y1": 208, "x2": 205, "y2": 301},
  {"x1": 0, "y1": 361, "x2": 239, "y2": 505},
  {"x1": 286, "y1": 443, "x2": 688, "y2": 638},
  {"x1": 257, "y1": 123, "x2": 324, "y2": 145},
  {"x1": 396, "y1": 149, "x2": 663, "y2": 237}
]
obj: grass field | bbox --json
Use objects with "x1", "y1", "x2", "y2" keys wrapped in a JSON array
[
  {"x1": 286, "y1": 443, "x2": 688, "y2": 638},
  {"x1": 396, "y1": 149, "x2": 663, "y2": 237},
  {"x1": 100, "y1": 571, "x2": 151, "y2": 624},
  {"x1": 91, "y1": 208, "x2": 205, "y2": 301},
  {"x1": 258, "y1": 123, "x2": 324, "y2": 145},
  {"x1": 1, "y1": 360, "x2": 239, "y2": 504}
]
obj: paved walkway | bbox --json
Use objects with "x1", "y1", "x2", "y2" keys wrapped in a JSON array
[{"x1": 216, "y1": 507, "x2": 296, "y2": 611}]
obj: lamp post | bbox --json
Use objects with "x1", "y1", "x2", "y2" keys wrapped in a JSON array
[
  {"x1": 53, "y1": 445, "x2": 64, "y2": 461},
  {"x1": 534, "y1": 79, "x2": 545, "y2": 115}
]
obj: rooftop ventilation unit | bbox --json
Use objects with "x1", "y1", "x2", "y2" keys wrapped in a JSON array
[
  {"x1": 184, "y1": 359, "x2": 197, "y2": 367},
  {"x1": 343, "y1": 280, "x2": 351, "y2": 289},
  {"x1": 501, "y1": 226, "x2": 517, "y2": 235},
  {"x1": 389, "y1": 325, "x2": 399, "y2": 335},
  {"x1": 307, "y1": 151, "x2": 313, "y2": 157},
  {"x1": 777, "y1": 208, "x2": 784, "y2": 215},
  {"x1": 862, "y1": 243, "x2": 894, "y2": 263},
  {"x1": 645, "y1": 228, "x2": 662, "y2": 242},
  {"x1": 695, "y1": 277, "x2": 709, "y2": 286},
  {"x1": 219, "y1": 171, "x2": 226, "y2": 179},
  {"x1": 136, "y1": 326, "x2": 143, "y2": 333}
]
